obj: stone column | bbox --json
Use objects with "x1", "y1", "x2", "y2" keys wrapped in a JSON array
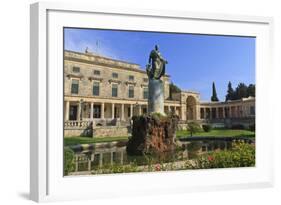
[
  {"x1": 110, "y1": 152, "x2": 114, "y2": 165},
  {"x1": 181, "y1": 105, "x2": 186, "y2": 121},
  {"x1": 90, "y1": 102, "x2": 94, "y2": 120},
  {"x1": 77, "y1": 101, "x2": 82, "y2": 121},
  {"x1": 175, "y1": 106, "x2": 178, "y2": 115},
  {"x1": 229, "y1": 107, "x2": 232, "y2": 118},
  {"x1": 168, "y1": 105, "x2": 171, "y2": 112},
  {"x1": 121, "y1": 104, "x2": 125, "y2": 121},
  {"x1": 195, "y1": 105, "x2": 200, "y2": 120},
  {"x1": 238, "y1": 106, "x2": 241, "y2": 117},
  {"x1": 203, "y1": 107, "x2": 207, "y2": 119},
  {"x1": 65, "y1": 101, "x2": 70, "y2": 121},
  {"x1": 216, "y1": 107, "x2": 219, "y2": 119},
  {"x1": 130, "y1": 104, "x2": 133, "y2": 118},
  {"x1": 99, "y1": 153, "x2": 103, "y2": 167},
  {"x1": 222, "y1": 107, "x2": 225, "y2": 118},
  {"x1": 111, "y1": 103, "x2": 115, "y2": 119},
  {"x1": 101, "y1": 103, "x2": 105, "y2": 119}
]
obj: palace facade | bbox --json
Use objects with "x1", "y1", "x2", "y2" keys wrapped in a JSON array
[{"x1": 64, "y1": 50, "x2": 255, "y2": 136}]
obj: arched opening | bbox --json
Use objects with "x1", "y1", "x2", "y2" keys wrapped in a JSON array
[{"x1": 186, "y1": 96, "x2": 197, "y2": 121}]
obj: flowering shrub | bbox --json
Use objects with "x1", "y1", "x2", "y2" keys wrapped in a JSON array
[
  {"x1": 185, "y1": 141, "x2": 255, "y2": 169},
  {"x1": 155, "y1": 163, "x2": 161, "y2": 171}
]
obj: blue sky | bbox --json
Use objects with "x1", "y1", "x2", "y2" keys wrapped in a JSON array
[{"x1": 64, "y1": 28, "x2": 255, "y2": 101}]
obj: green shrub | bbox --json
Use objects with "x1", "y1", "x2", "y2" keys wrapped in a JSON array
[
  {"x1": 187, "y1": 122, "x2": 201, "y2": 136},
  {"x1": 202, "y1": 124, "x2": 212, "y2": 132},
  {"x1": 249, "y1": 123, "x2": 255, "y2": 132},
  {"x1": 64, "y1": 147, "x2": 75, "y2": 175},
  {"x1": 185, "y1": 141, "x2": 255, "y2": 169},
  {"x1": 231, "y1": 124, "x2": 245, "y2": 130}
]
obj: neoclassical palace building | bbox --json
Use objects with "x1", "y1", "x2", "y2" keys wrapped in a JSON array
[{"x1": 64, "y1": 50, "x2": 255, "y2": 136}]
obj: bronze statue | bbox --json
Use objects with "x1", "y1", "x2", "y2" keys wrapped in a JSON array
[{"x1": 146, "y1": 45, "x2": 168, "y2": 80}]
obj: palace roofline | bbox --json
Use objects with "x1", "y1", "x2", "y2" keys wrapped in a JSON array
[
  {"x1": 65, "y1": 49, "x2": 140, "y2": 67},
  {"x1": 200, "y1": 96, "x2": 255, "y2": 105},
  {"x1": 182, "y1": 90, "x2": 200, "y2": 94},
  {"x1": 64, "y1": 50, "x2": 170, "y2": 77}
]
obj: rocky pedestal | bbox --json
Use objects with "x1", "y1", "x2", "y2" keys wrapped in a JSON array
[
  {"x1": 148, "y1": 79, "x2": 165, "y2": 115},
  {"x1": 126, "y1": 114, "x2": 178, "y2": 155}
]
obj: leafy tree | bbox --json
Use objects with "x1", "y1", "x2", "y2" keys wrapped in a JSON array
[
  {"x1": 247, "y1": 84, "x2": 255, "y2": 97},
  {"x1": 225, "y1": 82, "x2": 255, "y2": 101},
  {"x1": 211, "y1": 82, "x2": 219, "y2": 101},
  {"x1": 225, "y1": 81, "x2": 235, "y2": 101},
  {"x1": 187, "y1": 122, "x2": 201, "y2": 137},
  {"x1": 170, "y1": 82, "x2": 181, "y2": 93},
  {"x1": 235, "y1": 83, "x2": 248, "y2": 99},
  {"x1": 169, "y1": 82, "x2": 181, "y2": 99}
]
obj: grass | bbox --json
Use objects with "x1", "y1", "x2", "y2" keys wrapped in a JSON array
[
  {"x1": 64, "y1": 136, "x2": 129, "y2": 146},
  {"x1": 176, "y1": 128, "x2": 255, "y2": 138},
  {"x1": 64, "y1": 129, "x2": 255, "y2": 146}
]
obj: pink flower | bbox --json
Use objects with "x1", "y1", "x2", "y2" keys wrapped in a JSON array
[
  {"x1": 208, "y1": 156, "x2": 214, "y2": 161},
  {"x1": 155, "y1": 163, "x2": 161, "y2": 171}
]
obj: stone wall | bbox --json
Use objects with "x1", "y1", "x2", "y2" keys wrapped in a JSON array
[
  {"x1": 64, "y1": 128, "x2": 87, "y2": 137},
  {"x1": 93, "y1": 126, "x2": 130, "y2": 137},
  {"x1": 64, "y1": 125, "x2": 130, "y2": 138}
]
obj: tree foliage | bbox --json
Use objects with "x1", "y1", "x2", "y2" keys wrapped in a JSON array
[
  {"x1": 225, "y1": 81, "x2": 235, "y2": 101},
  {"x1": 187, "y1": 122, "x2": 201, "y2": 137},
  {"x1": 211, "y1": 82, "x2": 219, "y2": 101},
  {"x1": 169, "y1": 82, "x2": 181, "y2": 99},
  {"x1": 225, "y1": 82, "x2": 255, "y2": 101},
  {"x1": 247, "y1": 84, "x2": 255, "y2": 97},
  {"x1": 170, "y1": 82, "x2": 181, "y2": 94}
]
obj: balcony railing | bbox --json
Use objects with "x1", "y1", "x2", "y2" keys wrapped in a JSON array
[{"x1": 64, "y1": 121, "x2": 91, "y2": 129}]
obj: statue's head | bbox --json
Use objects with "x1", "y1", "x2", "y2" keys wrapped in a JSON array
[{"x1": 155, "y1": 45, "x2": 159, "y2": 51}]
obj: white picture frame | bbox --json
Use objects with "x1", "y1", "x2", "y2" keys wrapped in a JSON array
[{"x1": 30, "y1": 2, "x2": 274, "y2": 202}]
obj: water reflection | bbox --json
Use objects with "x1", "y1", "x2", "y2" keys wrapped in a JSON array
[{"x1": 71, "y1": 139, "x2": 244, "y2": 173}]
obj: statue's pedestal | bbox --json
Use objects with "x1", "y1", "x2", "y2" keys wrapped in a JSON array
[
  {"x1": 126, "y1": 114, "x2": 178, "y2": 155},
  {"x1": 148, "y1": 79, "x2": 165, "y2": 115}
]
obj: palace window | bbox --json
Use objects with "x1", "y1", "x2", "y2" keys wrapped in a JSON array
[
  {"x1": 71, "y1": 79, "x2": 79, "y2": 94},
  {"x1": 112, "y1": 72, "x2": 118, "y2": 79},
  {"x1": 72, "y1": 66, "x2": 80, "y2": 73},
  {"x1": 128, "y1": 85, "x2": 134, "y2": 98},
  {"x1": 112, "y1": 84, "x2": 118, "y2": 97},
  {"x1": 143, "y1": 78, "x2": 148, "y2": 83},
  {"x1": 143, "y1": 87, "x2": 148, "y2": 99},
  {"x1": 93, "y1": 81, "x2": 100, "y2": 96},
  {"x1": 129, "y1": 75, "x2": 134, "y2": 81},
  {"x1": 93, "y1": 70, "x2": 101, "y2": 76}
]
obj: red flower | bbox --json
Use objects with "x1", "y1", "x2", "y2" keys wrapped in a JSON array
[
  {"x1": 155, "y1": 163, "x2": 161, "y2": 171},
  {"x1": 208, "y1": 156, "x2": 214, "y2": 161}
]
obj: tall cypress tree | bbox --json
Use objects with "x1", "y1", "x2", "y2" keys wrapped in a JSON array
[
  {"x1": 225, "y1": 81, "x2": 235, "y2": 101},
  {"x1": 211, "y1": 82, "x2": 219, "y2": 101}
]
